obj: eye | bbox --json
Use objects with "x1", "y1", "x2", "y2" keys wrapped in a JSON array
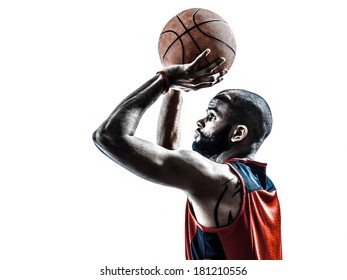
[{"x1": 207, "y1": 113, "x2": 216, "y2": 121}]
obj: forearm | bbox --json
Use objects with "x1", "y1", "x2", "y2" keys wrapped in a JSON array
[
  {"x1": 96, "y1": 74, "x2": 166, "y2": 141},
  {"x1": 157, "y1": 89, "x2": 183, "y2": 150}
]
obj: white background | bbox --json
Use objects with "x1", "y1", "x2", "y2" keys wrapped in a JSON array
[{"x1": 1, "y1": 0, "x2": 346, "y2": 279}]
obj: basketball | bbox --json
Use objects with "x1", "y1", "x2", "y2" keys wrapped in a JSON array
[{"x1": 158, "y1": 8, "x2": 236, "y2": 72}]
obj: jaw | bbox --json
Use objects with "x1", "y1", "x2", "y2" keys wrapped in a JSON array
[{"x1": 192, "y1": 138, "x2": 255, "y2": 163}]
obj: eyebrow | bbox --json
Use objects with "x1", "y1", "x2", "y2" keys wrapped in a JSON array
[
  {"x1": 207, "y1": 102, "x2": 219, "y2": 112},
  {"x1": 206, "y1": 107, "x2": 219, "y2": 116}
]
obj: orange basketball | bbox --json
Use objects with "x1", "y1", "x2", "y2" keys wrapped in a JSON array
[{"x1": 158, "y1": 8, "x2": 237, "y2": 72}]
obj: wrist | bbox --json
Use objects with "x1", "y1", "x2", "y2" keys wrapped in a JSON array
[{"x1": 156, "y1": 71, "x2": 170, "y2": 93}]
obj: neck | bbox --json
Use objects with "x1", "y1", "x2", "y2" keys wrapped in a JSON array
[{"x1": 211, "y1": 147, "x2": 255, "y2": 163}]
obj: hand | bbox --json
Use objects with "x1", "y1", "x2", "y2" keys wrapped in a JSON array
[{"x1": 163, "y1": 49, "x2": 228, "y2": 92}]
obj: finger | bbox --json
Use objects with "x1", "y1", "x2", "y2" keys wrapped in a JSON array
[
  {"x1": 194, "y1": 76, "x2": 224, "y2": 90},
  {"x1": 177, "y1": 74, "x2": 224, "y2": 91},
  {"x1": 204, "y1": 57, "x2": 226, "y2": 73},
  {"x1": 218, "y1": 69, "x2": 228, "y2": 77},
  {"x1": 195, "y1": 68, "x2": 228, "y2": 81},
  {"x1": 190, "y1": 49, "x2": 211, "y2": 67},
  {"x1": 191, "y1": 74, "x2": 219, "y2": 84},
  {"x1": 198, "y1": 71, "x2": 226, "y2": 85}
]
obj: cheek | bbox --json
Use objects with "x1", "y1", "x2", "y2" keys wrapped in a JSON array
[{"x1": 201, "y1": 122, "x2": 219, "y2": 137}]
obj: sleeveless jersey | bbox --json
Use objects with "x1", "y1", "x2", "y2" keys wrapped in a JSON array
[{"x1": 185, "y1": 158, "x2": 282, "y2": 260}]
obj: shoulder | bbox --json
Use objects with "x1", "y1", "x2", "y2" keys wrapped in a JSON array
[{"x1": 170, "y1": 150, "x2": 239, "y2": 195}]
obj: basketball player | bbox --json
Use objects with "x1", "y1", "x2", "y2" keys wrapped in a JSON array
[{"x1": 93, "y1": 49, "x2": 282, "y2": 260}]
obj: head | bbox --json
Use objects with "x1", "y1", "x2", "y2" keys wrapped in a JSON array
[{"x1": 192, "y1": 89, "x2": 272, "y2": 161}]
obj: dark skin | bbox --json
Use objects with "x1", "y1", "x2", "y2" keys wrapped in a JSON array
[{"x1": 93, "y1": 50, "x2": 251, "y2": 228}]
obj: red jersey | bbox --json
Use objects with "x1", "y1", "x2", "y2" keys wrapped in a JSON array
[{"x1": 185, "y1": 158, "x2": 282, "y2": 260}]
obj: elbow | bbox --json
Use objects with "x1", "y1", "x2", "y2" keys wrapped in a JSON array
[
  {"x1": 92, "y1": 127, "x2": 112, "y2": 151},
  {"x1": 92, "y1": 129, "x2": 98, "y2": 144},
  {"x1": 92, "y1": 128, "x2": 103, "y2": 147},
  {"x1": 92, "y1": 126, "x2": 125, "y2": 156}
]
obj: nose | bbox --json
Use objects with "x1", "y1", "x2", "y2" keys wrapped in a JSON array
[{"x1": 196, "y1": 118, "x2": 205, "y2": 128}]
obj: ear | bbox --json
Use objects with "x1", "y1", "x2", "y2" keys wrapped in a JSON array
[{"x1": 231, "y1": 125, "x2": 248, "y2": 143}]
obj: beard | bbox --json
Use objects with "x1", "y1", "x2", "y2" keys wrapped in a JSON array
[{"x1": 192, "y1": 125, "x2": 231, "y2": 159}]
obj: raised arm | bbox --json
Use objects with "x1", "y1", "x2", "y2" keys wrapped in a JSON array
[
  {"x1": 157, "y1": 89, "x2": 183, "y2": 150},
  {"x1": 93, "y1": 50, "x2": 228, "y2": 192}
]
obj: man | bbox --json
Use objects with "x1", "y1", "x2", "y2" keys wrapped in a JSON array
[{"x1": 93, "y1": 49, "x2": 282, "y2": 260}]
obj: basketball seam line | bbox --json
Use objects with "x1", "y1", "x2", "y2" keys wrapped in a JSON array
[
  {"x1": 161, "y1": 20, "x2": 229, "y2": 61},
  {"x1": 193, "y1": 10, "x2": 236, "y2": 55},
  {"x1": 161, "y1": 30, "x2": 185, "y2": 64},
  {"x1": 160, "y1": 10, "x2": 235, "y2": 63},
  {"x1": 176, "y1": 13, "x2": 208, "y2": 65}
]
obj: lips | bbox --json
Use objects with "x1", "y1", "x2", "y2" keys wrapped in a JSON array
[{"x1": 194, "y1": 129, "x2": 200, "y2": 139}]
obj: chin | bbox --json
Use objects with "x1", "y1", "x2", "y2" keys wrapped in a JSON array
[
  {"x1": 192, "y1": 140, "x2": 201, "y2": 153},
  {"x1": 192, "y1": 141, "x2": 213, "y2": 158}
]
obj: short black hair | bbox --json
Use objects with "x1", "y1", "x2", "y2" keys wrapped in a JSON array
[{"x1": 214, "y1": 89, "x2": 273, "y2": 150}]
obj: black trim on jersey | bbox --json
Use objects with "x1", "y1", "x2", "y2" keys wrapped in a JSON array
[
  {"x1": 191, "y1": 226, "x2": 226, "y2": 260},
  {"x1": 214, "y1": 184, "x2": 228, "y2": 228},
  {"x1": 229, "y1": 161, "x2": 276, "y2": 193}
]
